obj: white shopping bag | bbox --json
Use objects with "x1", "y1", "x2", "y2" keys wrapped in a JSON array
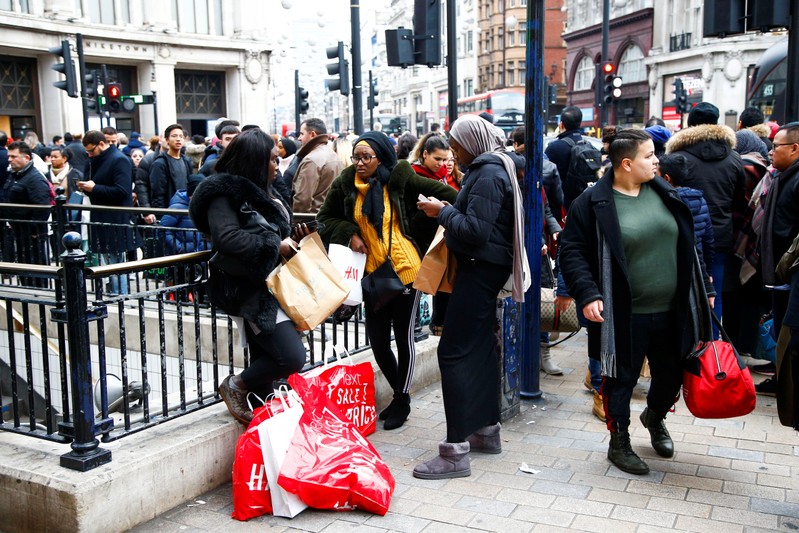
[
  {"x1": 258, "y1": 388, "x2": 308, "y2": 518},
  {"x1": 327, "y1": 244, "x2": 367, "y2": 305}
]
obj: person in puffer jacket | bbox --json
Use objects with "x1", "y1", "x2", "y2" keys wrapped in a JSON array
[
  {"x1": 657, "y1": 153, "x2": 715, "y2": 270},
  {"x1": 161, "y1": 174, "x2": 208, "y2": 255}
]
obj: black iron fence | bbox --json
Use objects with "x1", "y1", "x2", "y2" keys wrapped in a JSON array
[{"x1": 0, "y1": 199, "x2": 369, "y2": 471}]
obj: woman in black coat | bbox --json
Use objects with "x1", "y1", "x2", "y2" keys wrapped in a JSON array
[
  {"x1": 189, "y1": 129, "x2": 307, "y2": 424},
  {"x1": 559, "y1": 128, "x2": 714, "y2": 475},
  {"x1": 414, "y1": 115, "x2": 522, "y2": 479}
]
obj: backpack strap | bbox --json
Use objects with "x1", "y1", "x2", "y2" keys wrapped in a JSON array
[{"x1": 562, "y1": 136, "x2": 577, "y2": 148}]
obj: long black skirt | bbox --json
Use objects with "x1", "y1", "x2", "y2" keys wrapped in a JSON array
[{"x1": 438, "y1": 254, "x2": 511, "y2": 442}]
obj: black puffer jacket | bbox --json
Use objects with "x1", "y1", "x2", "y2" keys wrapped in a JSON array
[
  {"x1": 665, "y1": 124, "x2": 747, "y2": 255},
  {"x1": 189, "y1": 173, "x2": 291, "y2": 334},
  {"x1": 439, "y1": 153, "x2": 514, "y2": 266}
]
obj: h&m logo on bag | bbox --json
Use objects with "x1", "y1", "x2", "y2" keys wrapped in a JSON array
[
  {"x1": 343, "y1": 265, "x2": 360, "y2": 281},
  {"x1": 246, "y1": 464, "x2": 268, "y2": 491}
]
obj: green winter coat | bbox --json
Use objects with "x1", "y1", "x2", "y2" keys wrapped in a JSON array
[{"x1": 318, "y1": 160, "x2": 458, "y2": 257}]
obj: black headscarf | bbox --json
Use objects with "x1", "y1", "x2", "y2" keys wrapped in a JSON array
[{"x1": 355, "y1": 131, "x2": 398, "y2": 239}]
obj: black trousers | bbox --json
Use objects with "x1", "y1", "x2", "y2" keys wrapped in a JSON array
[
  {"x1": 240, "y1": 320, "x2": 306, "y2": 398},
  {"x1": 439, "y1": 255, "x2": 510, "y2": 442},
  {"x1": 602, "y1": 311, "x2": 683, "y2": 433},
  {"x1": 364, "y1": 284, "x2": 420, "y2": 395}
]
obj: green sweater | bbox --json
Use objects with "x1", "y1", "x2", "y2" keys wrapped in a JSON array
[{"x1": 613, "y1": 183, "x2": 678, "y2": 314}]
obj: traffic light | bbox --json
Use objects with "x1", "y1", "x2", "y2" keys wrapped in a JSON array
[
  {"x1": 703, "y1": 0, "x2": 746, "y2": 38},
  {"x1": 413, "y1": 0, "x2": 442, "y2": 67},
  {"x1": 385, "y1": 27, "x2": 414, "y2": 68},
  {"x1": 611, "y1": 76, "x2": 623, "y2": 100},
  {"x1": 296, "y1": 84, "x2": 309, "y2": 115},
  {"x1": 548, "y1": 83, "x2": 558, "y2": 105},
  {"x1": 105, "y1": 82, "x2": 122, "y2": 113},
  {"x1": 84, "y1": 70, "x2": 99, "y2": 112},
  {"x1": 49, "y1": 40, "x2": 78, "y2": 98},
  {"x1": 326, "y1": 41, "x2": 350, "y2": 96},
  {"x1": 673, "y1": 78, "x2": 689, "y2": 113},
  {"x1": 368, "y1": 78, "x2": 379, "y2": 110},
  {"x1": 601, "y1": 62, "x2": 616, "y2": 104}
]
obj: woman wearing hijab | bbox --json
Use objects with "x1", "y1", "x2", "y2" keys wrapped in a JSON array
[
  {"x1": 415, "y1": 115, "x2": 526, "y2": 479},
  {"x1": 318, "y1": 132, "x2": 457, "y2": 430}
]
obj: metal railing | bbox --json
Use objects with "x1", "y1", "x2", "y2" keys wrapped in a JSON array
[{"x1": 0, "y1": 200, "x2": 370, "y2": 471}]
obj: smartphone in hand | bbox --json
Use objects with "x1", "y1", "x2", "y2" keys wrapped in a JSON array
[{"x1": 418, "y1": 193, "x2": 427, "y2": 202}]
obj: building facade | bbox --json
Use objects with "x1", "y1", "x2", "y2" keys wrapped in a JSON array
[
  {"x1": 563, "y1": 0, "x2": 654, "y2": 129},
  {"x1": 646, "y1": 0, "x2": 782, "y2": 130},
  {"x1": 0, "y1": 0, "x2": 273, "y2": 142}
]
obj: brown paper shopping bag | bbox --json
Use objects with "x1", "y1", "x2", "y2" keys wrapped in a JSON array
[
  {"x1": 413, "y1": 226, "x2": 457, "y2": 295},
  {"x1": 266, "y1": 232, "x2": 350, "y2": 331}
]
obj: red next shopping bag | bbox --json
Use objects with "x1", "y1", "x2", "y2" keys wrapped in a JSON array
[{"x1": 288, "y1": 346, "x2": 377, "y2": 436}]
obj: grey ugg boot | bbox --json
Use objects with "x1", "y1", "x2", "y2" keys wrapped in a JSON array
[
  {"x1": 412, "y1": 441, "x2": 471, "y2": 479},
  {"x1": 466, "y1": 423, "x2": 502, "y2": 454},
  {"x1": 540, "y1": 343, "x2": 563, "y2": 375}
]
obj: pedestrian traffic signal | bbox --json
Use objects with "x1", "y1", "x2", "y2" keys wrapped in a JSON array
[
  {"x1": 49, "y1": 40, "x2": 78, "y2": 98},
  {"x1": 105, "y1": 82, "x2": 122, "y2": 113},
  {"x1": 601, "y1": 62, "x2": 616, "y2": 104},
  {"x1": 368, "y1": 78, "x2": 379, "y2": 110},
  {"x1": 326, "y1": 42, "x2": 350, "y2": 96},
  {"x1": 296, "y1": 84, "x2": 309, "y2": 115},
  {"x1": 611, "y1": 76, "x2": 623, "y2": 100}
]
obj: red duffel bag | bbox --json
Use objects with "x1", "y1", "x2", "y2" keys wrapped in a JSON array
[{"x1": 683, "y1": 314, "x2": 756, "y2": 419}]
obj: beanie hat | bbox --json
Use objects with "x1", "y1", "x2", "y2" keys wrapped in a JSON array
[
  {"x1": 280, "y1": 137, "x2": 298, "y2": 157},
  {"x1": 735, "y1": 129, "x2": 769, "y2": 160},
  {"x1": 687, "y1": 102, "x2": 720, "y2": 127},
  {"x1": 644, "y1": 125, "x2": 672, "y2": 144}
]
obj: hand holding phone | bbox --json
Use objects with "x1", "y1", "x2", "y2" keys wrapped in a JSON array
[{"x1": 418, "y1": 193, "x2": 428, "y2": 202}]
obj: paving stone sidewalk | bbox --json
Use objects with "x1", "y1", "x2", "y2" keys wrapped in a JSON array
[{"x1": 134, "y1": 332, "x2": 799, "y2": 532}]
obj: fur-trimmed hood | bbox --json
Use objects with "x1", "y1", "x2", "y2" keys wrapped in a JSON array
[
  {"x1": 665, "y1": 124, "x2": 737, "y2": 162},
  {"x1": 189, "y1": 172, "x2": 291, "y2": 237},
  {"x1": 748, "y1": 123, "x2": 772, "y2": 140}
]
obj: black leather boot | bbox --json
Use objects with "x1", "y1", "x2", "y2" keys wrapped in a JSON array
[
  {"x1": 640, "y1": 407, "x2": 674, "y2": 458},
  {"x1": 608, "y1": 430, "x2": 649, "y2": 475},
  {"x1": 383, "y1": 392, "x2": 410, "y2": 430}
]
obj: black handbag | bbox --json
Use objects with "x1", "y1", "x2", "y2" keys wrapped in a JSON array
[{"x1": 361, "y1": 203, "x2": 406, "y2": 311}]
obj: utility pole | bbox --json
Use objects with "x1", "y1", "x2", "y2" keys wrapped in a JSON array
[
  {"x1": 75, "y1": 33, "x2": 90, "y2": 133},
  {"x1": 519, "y1": 0, "x2": 544, "y2": 399},
  {"x1": 350, "y1": 0, "x2": 363, "y2": 134},
  {"x1": 600, "y1": 0, "x2": 610, "y2": 127}
]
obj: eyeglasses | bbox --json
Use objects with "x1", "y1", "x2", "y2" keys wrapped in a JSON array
[
  {"x1": 771, "y1": 142, "x2": 797, "y2": 150},
  {"x1": 84, "y1": 145, "x2": 99, "y2": 154},
  {"x1": 351, "y1": 155, "x2": 376, "y2": 165}
]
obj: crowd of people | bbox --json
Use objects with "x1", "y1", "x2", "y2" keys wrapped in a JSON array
[{"x1": 2, "y1": 102, "x2": 797, "y2": 478}]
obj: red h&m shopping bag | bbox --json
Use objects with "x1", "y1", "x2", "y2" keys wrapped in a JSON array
[
  {"x1": 278, "y1": 382, "x2": 395, "y2": 515},
  {"x1": 288, "y1": 347, "x2": 376, "y2": 436},
  {"x1": 231, "y1": 401, "x2": 285, "y2": 521}
]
